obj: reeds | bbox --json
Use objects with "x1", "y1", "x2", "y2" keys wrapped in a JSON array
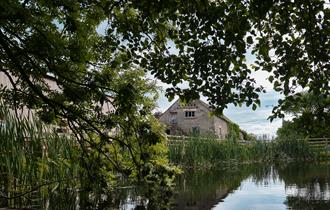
[
  {"x1": 168, "y1": 135, "x2": 323, "y2": 168},
  {"x1": 0, "y1": 105, "x2": 80, "y2": 207}
]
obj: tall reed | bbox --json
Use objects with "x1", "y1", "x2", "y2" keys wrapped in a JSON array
[
  {"x1": 168, "y1": 135, "x2": 323, "y2": 168},
  {"x1": 0, "y1": 105, "x2": 80, "y2": 207}
]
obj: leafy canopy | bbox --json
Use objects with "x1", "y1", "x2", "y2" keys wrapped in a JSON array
[
  {"x1": 277, "y1": 92, "x2": 330, "y2": 138},
  {"x1": 0, "y1": 0, "x2": 329, "y2": 181}
]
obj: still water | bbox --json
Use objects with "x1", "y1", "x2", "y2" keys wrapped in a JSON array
[
  {"x1": 125, "y1": 162, "x2": 330, "y2": 210},
  {"x1": 1, "y1": 162, "x2": 330, "y2": 209}
]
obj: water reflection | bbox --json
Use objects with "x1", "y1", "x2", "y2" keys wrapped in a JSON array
[
  {"x1": 280, "y1": 162, "x2": 330, "y2": 210},
  {"x1": 1, "y1": 162, "x2": 330, "y2": 209},
  {"x1": 171, "y1": 162, "x2": 330, "y2": 210},
  {"x1": 171, "y1": 167, "x2": 251, "y2": 210}
]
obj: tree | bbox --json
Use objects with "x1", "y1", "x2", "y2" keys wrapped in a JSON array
[
  {"x1": 277, "y1": 92, "x2": 330, "y2": 139},
  {"x1": 0, "y1": 0, "x2": 182, "y2": 186},
  {"x1": 252, "y1": 0, "x2": 330, "y2": 121},
  {"x1": 1, "y1": 0, "x2": 329, "y2": 183}
]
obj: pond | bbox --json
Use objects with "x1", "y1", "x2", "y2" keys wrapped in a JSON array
[
  {"x1": 125, "y1": 162, "x2": 330, "y2": 210},
  {"x1": 1, "y1": 162, "x2": 330, "y2": 209}
]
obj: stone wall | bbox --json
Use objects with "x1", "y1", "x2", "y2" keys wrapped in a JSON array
[{"x1": 159, "y1": 99, "x2": 229, "y2": 139}]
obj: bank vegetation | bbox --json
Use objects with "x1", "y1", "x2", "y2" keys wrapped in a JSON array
[{"x1": 168, "y1": 135, "x2": 328, "y2": 169}]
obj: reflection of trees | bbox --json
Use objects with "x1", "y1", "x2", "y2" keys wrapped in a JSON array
[
  {"x1": 128, "y1": 163, "x2": 330, "y2": 210},
  {"x1": 171, "y1": 164, "x2": 272, "y2": 210},
  {"x1": 0, "y1": 175, "x2": 139, "y2": 210},
  {"x1": 0, "y1": 174, "x2": 173, "y2": 210},
  {"x1": 285, "y1": 196, "x2": 330, "y2": 210},
  {"x1": 275, "y1": 162, "x2": 330, "y2": 210},
  {"x1": 250, "y1": 164, "x2": 277, "y2": 186},
  {"x1": 0, "y1": 188, "x2": 84, "y2": 210},
  {"x1": 276, "y1": 162, "x2": 330, "y2": 188},
  {"x1": 3, "y1": 163, "x2": 329, "y2": 210},
  {"x1": 171, "y1": 163, "x2": 330, "y2": 210}
]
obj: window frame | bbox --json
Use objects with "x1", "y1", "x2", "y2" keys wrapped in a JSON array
[{"x1": 185, "y1": 111, "x2": 195, "y2": 118}]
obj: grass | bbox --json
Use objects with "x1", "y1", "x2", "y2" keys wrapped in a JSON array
[
  {"x1": 0, "y1": 105, "x2": 80, "y2": 207},
  {"x1": 168, "y1": 135, "x2": 325, "y2": 168}
]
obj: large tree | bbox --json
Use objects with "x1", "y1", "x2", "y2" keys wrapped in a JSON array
[
  {"x1": 277, "y1": 92, "x2": 330, "y2": 139},
  {"x1": 0, "y1": 0, "x2": 179, "y2": 186},
  {"x1": 0, "y1": 0, "x2": 329, "y2": 181}
]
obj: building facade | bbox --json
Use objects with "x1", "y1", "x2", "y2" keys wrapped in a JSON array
[{"x1": 159, "y1": 99, "x2": 234, "y2": 139}]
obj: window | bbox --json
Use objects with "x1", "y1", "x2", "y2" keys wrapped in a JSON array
[
  {"x1": 170, "y1": 113, "x2": 177, "y2": 124},
  {"x1": 219, "y1": 127, "x2": 222, "y2": 137},
  {"x1": 185, "y1": 111, "x2": 195, "y2": 118},
  {"x1": 192, "y1": 126, "x2": 200, "y2": 134}
]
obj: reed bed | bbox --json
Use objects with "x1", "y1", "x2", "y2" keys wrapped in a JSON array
[
  {"x1": 168, "y1": 136, "x2": 323, "y2": 168},
  {"x1": 0, "y1": 105, "x2": 80, "y2": 207}
]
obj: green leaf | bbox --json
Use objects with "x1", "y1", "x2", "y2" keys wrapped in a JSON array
[
  {"x1": 247, "y1": 36, "x2": 253, "y2": 44},
  {"x1": 268, "y1": 76, "x2": 274, "y2": 83}
]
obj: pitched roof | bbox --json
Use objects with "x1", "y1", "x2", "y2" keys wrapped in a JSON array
[
  {"x1": 158, "y1": 99, "x2": 180, "y2": 118},
  {"x1": 161, "y1": 98, "x2": 233, "y2": 124},
  {"x1": 194, "y1": 99, "x2": 234, "y2": 123}
]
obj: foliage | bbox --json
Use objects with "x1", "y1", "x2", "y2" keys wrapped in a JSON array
[
  {"x1": 0, "y1": 104, "x2": 80, "y2": 204},
  {"x1": 168, "y1": 135, "x2": 323, "y2": 168},
  {"x1": 0, "y1": 0, "x2": 185, "y2": 187},
  {"x1": 0, "y1": 104, "x2": 178, "y2": 209},
  {"x1": 274, "y1": 138, "x2": 318, "y2": 161},
  {"x1": 277, "y1": 120, "x2": 305, "y2": 140},
  {"x1": 241, "y1": 130, "x2": 257, "y2": 141},
  {"x1": 277, "y1": 92, "x2": 330, "y2": 138},
  {"x1": 1, "y1": 0, "x2": 330, "y2": 193},
  {"x1": 1, "y1": 67, "x2": 178, "y2": 189},
  {"x1": 1, "y1": 0, "x2": 329, "y2": 127},
  {"x1": 226, "y1": 122, "x2": 241, "y2": 141},
  {"x1": 254, "y1": 1, "x2": 330, "y2": 120}
]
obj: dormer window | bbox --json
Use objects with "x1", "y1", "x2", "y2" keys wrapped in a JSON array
[{"x1": 185, "y1": 111, "x2": 195, "y2": 118}]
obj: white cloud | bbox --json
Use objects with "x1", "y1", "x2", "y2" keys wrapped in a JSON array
[
  {"x1": 223, "y1": 90, "x2": 283, "y2": 135},
  {"x1": 251, "y1": 70, "x2": 273, "y2": 91}
]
